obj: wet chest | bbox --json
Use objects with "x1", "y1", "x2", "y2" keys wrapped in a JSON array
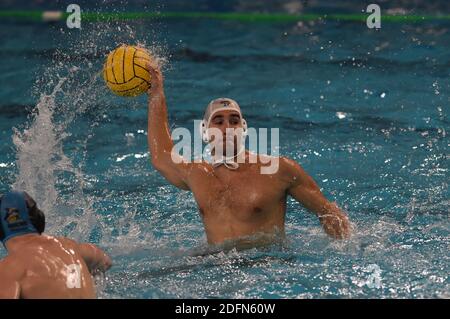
[{"x1": 192, "y1": 167, "x2": 284, "y2": 216}]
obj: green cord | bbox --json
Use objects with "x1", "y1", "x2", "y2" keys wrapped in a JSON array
[{"x1": 0, "y1": 10, "x2": 449, "y2": 23}]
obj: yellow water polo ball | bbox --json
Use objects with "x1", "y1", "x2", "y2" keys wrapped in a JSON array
[{"x1": 103, "y1": 45, "x2": 152, "y2": 97}]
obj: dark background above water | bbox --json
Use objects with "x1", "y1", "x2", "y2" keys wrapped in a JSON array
[{"x1": 1, "y1": 0, "x2": 450, "y2": 14}]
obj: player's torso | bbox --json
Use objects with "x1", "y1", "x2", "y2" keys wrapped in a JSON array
[
  {"x1": 189, "y1": 162, "x2": 288, "y2": 243},
  {"x1": 16, "y1": 236, "x2": 96, "y2": 299}
]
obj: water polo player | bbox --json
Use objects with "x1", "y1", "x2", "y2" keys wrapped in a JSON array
[
  {"x1": 0, "y1": 191, "x2": 112, "y2": 299},
  {"x1": 146, "y1": 61, "x2": 351, "y2": 246}
]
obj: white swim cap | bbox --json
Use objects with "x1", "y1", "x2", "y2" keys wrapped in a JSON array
[
  {"x1": 203, "y1": 98, "x2": 242, "y2": 126},
  {"x1": 200, "y1": 98, "x2": 247, "y2": 143},
  {"x1": 199, "y1": 98, "x2": 248, "y2": 170}
]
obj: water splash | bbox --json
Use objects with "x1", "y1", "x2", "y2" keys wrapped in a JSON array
[
  {"x1": 11, "y1": 72, "x2": 97, "y2": 240},
  {"x1": 12, "y1": 77, "x2": 66, "y2": 215},
  {"x1": 8, "y1": 13, "x2": 169, "y2": 246}
]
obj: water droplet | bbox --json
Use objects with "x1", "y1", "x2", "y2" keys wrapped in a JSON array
[{"x1": 336, "y1": 112, "x2": 347, "y2": 119}]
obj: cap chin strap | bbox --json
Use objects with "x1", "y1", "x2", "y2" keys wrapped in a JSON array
[{"x1": 212, "y1": 144, "x2": 245, "y2": 170}]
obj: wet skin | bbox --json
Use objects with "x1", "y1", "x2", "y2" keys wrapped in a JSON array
[
  {"x1": 0, "y1": 233, "x2": 111, "y2": 299},
  {"x1": 146, "y1": 61, "x2": 351, "y2": 246}
]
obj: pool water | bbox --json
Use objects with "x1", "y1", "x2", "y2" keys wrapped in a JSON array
[{"x1": 0, "y1": 7, "x2": 449, "y2": 298}]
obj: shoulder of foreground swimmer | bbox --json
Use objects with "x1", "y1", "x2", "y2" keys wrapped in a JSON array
[
  {"x1": 57, "y1": 237, "x2": 112, "y2": 273},
  {"x1": 0, "y1": 255, "x2": 25, "y2": 299}
]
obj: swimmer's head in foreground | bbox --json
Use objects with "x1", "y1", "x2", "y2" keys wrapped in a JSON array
[
  {"x1": 0, "y1": 191, "x2": 45, "y2": 246},
  {"x1": 0, "y1": 191, "x2": 111, "y2": 299}
]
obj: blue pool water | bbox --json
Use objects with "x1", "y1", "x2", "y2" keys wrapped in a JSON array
[{"x1": 0, "y1": 4, "x2": 449, "y2": 298}]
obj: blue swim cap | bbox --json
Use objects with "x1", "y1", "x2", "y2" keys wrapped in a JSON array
[{"x1": 0, "y1": 191, "x2": 38, "y2": 245}]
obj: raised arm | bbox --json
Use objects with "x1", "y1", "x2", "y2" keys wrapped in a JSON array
[
  {"x1": 147, "y1": 61, "x2": 191, "y2": 190},
  {"x1": 281, "y1": 157, "x2": 351, "y2": 239},
  {"x1": 77, "y1": 243, "x2": 112, "y2": 274},
  {"x1": 0, "y1": 258, "x2": 21, "y2": 299}
]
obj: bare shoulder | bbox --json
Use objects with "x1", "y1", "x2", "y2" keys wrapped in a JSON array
[
  {"x1": 53, "y1": 236, "x2": 79, "y2": 249},
  {"x1": 246, "y1": 152, "x2": 283, "y2": 173},
  {"x1": 277, "y1": 156, "x2": 314, "y2": 187},
  {"x1": 254, "y1": 153, "x2": 278, "y2": 164},
  {"x1": 53, "y1": 237, "x2": 95, "y2": 258},
  {"x1": 187, "y1": 161, "x2": 216, "y2": 176},
  {"x1": 0, "y1": 254, "x2": 25, "y2": 279},
  {"x1": 172, "y1": 160, "x2": 214, "y2": 187},
  {"x1": 0, "y1": 255, "x2": 15, "y2": 269},
  {"x1": 278, "y1": 156, "x2": 303, "y2": 176},
  {"x1": 0, "y1": 255, "x2": 23, "y2": 299}
]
